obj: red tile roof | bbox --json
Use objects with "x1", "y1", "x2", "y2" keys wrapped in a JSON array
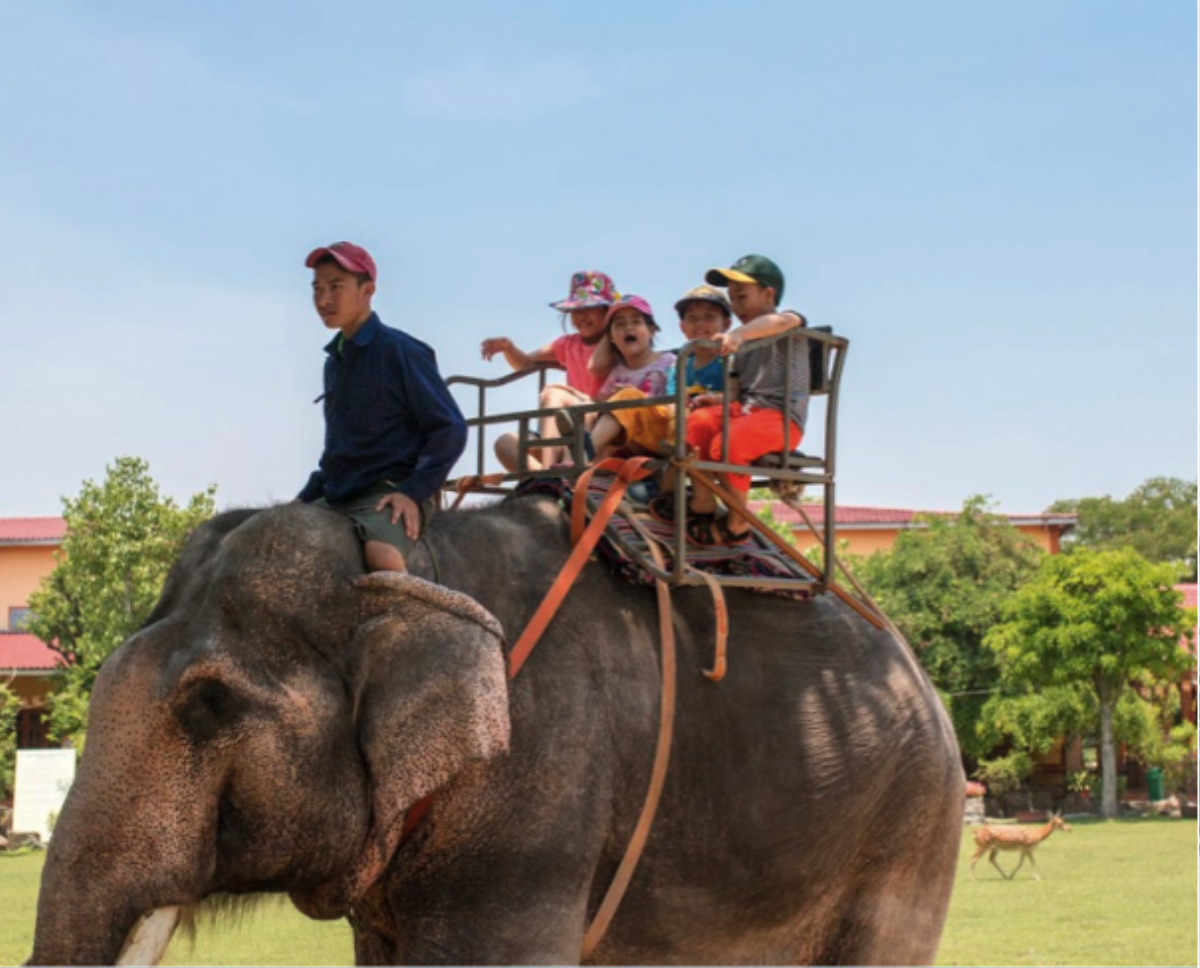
[
  {"x1": 0, "y1": 517, "x2": 66, "y2": 543},
  {"x1": 747, "y1": 503, "x2": 1077, "y2": 530},
  {"x1": 0, "y1": 632, "x2": 64, "y2": 671}
]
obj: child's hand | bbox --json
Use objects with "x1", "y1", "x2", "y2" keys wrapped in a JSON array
[
  {"x1": 481, "y1": 337, "x2": 512, "y2": 361},
  {"x1": 688, "y1": 392, "x2": 722, "y2": 410},
  {"x1": 711, "y1": 331, "x2": 742, "y2": 357}
]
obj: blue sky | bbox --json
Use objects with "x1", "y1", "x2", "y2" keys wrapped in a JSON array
[{"x1": 1, "y1": 1, "x2": 1195, "y2": 516}]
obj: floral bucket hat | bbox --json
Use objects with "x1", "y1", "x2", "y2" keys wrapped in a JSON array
[{"x1": 550, "y1": 270, "x2": 620, "y2": 312}]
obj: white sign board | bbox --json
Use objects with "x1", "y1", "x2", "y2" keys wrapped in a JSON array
[{"x1": 13, "y1": 749, "x2": 76, "y2": 842}]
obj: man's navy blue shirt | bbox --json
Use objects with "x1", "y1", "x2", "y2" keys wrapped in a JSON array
[{"x1": 298, "y1": 313, "x2": 467, "y2": 506}]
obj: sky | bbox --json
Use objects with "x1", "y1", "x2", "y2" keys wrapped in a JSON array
[{"x1": 0, "y1": 1, "x2": 1195, "y2": 517}]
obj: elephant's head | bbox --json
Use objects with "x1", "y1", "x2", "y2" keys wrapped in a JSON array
[{"x1": 29, "y1": 504, "x2": 510, "y2": 966}]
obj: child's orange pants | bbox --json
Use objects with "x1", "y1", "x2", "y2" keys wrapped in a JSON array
[{"x1": 685, "y1": 402, "x2": 803, "y2": 494}]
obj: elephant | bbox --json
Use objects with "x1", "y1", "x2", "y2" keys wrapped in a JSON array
[{"x1": 30, "y1": 494, "x2": 964, "y2": 966}]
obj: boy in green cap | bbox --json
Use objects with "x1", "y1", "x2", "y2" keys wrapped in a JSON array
[{"x1": 652, "y1": 255, "x2": 808, "y2": 545}]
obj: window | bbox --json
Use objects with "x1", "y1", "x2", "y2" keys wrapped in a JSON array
[
  {"x1": 17, "y1": 708, "x2": 53, "y2": 749},
  {"x1": 8, "y1": 606, "x2": 31, "y2": 631}
]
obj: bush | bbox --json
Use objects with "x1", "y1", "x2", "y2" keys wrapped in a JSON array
[
  {"x1": 0, "y1": 685, "x2": 18, "y2": 801},
  {"x1": 975, "y1": 751, "x2": 1034, "y2": 811}
]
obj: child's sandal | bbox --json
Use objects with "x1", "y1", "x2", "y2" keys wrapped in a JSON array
[
  {"x1": 684, "y1": 513, "x2": 720, "y2": 547},
  {"x1": 712, "y1": 514, "x2": 753, "y2": 547},
  {"x1": 648, "y1": 493, "x2": 682, "y2": 524}
]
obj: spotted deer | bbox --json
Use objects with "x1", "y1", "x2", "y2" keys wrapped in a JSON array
[{"x1": 969, "y1": 812, "x2": 1072, "y2": 880}]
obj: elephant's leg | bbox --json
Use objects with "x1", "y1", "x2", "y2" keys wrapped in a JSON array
[
  {"x1": 390, "y1": 872, "x2": 592, "y2": 965},
  {"x1": 352, "y1": 925, "x2": 396, "y2": 966},
  {"x1": 819, "y1": 877, "x2": 954, "y2": 966}
]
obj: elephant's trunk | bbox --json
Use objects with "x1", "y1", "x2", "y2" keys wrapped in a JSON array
[
  {"x1": 28, "y1": 757, "x2": 200, "y2": 966},
  {"x1": 29, "y1": 650, "x2": 210, "y2": 966},
  {"x1": 29, "y1": 811, "x2": 163, "y2": 965}
]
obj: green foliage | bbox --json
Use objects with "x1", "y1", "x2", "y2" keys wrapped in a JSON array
[
  {"x1": 973, "y1": 750, "x2": 1033, "y2": 798},
  {"x1": 751, "y1": 494, "x2": 799, "y2": 544},
  {"x1": 25, "y1": 457, "x2": 216, "y2": 747},
  {"x1": 1049, "y1": 476, "x2": 1198, "y2": 581},
  {"x1": 986, "y1": 547, "x2": 1196, "y2": 817},
  {"x1": 1065, "y1": 770, "x2": 1093, "y2": 795},
  {"x1": 855, "y1": 495, "x2": 1044, "y2": 759},
  {"x1": 1157, "y1": 723, "x2": 1197, "y2": 796},
  {"x1": 1124, "y1": 692, "x2": 1197, "y2": 797},
  {"x1": 986, "y1": 548, "x2": 1195, "y2": 693},
  {"x1": 0, "y1": 683, "x2": 18, "y2": 800},
  {"x1": 978, "y1": 685, "x2": 1093, "y2": 756}
]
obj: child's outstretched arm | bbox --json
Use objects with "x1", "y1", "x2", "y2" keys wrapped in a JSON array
[
  {"x1": 712, "y1": 311, "x2": 806, "y2": 355},
  {"x1": 480, "y1": 337, "x2": 558, "y2": 371}
]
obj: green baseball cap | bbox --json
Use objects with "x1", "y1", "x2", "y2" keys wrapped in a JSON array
[{"x1": 705, "y1": 254, "x2": 785, "y2": 301}]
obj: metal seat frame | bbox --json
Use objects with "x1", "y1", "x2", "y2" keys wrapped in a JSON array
[{"x1": 446, "y1": 327, "x2": 849, "y2": 597}]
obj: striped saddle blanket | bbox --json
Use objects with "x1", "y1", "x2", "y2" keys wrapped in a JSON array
[{"x1": 513, "y1": 475, "x2": 814, "y2": 597}]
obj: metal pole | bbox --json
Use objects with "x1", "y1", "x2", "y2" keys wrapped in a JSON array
[{"x1": 476, "y1": 386, "x2": 486, "y2": 476}]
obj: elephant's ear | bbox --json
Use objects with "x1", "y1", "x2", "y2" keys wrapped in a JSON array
[{"x1": 346, "y1": 572, "x2": 510, "y2": 900}]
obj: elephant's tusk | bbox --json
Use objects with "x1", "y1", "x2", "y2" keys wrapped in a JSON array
[{"x1": 117, "y1": 906, "x2": 180, "y2": 967}]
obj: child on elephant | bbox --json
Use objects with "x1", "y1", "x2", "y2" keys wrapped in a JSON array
[
  {"x1": 481, "y1": 270, "x2": 619, "y2": 470},
  {"x1": 591, "y1": 285, "x2": 733, "y2": 461},
  {"x1": 650, "y1": 255, "x2": 809, "y2": 546},
  {"x1": 587, "y1": 296, "x2": 676, "y2": 460},
  {"x1": 297, "y1": 241, "x2": 468, "y2": 572}
]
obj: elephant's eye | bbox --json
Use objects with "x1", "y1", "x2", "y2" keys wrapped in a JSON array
[{"x1": 177, "y1": 678, "x2": 243, "y2": 740}]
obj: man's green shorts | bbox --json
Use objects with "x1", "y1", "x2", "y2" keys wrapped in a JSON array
[{"x1": 313, "y1": 483, "x2": 435, "y2": 560}]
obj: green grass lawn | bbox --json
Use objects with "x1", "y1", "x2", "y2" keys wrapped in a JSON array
[{"x1": 2, "y1": 818, "x2": 1195, "y2": 966}]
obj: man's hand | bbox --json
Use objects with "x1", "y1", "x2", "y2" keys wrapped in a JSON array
[
  {"x1": 481, "y1": 337, "x2": 512, "y2": 361},
  {"x1": 376, "y1": 492, "x2": 422, "y2": 540}
]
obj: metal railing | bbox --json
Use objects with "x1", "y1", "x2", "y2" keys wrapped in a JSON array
[{"x1": 445, "y1": 326, "x2": 849, "y2": 592}]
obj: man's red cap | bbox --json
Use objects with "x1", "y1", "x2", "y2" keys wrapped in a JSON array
[{"x1": 304, "y1": 241, "x2": 377, "y2": 281}]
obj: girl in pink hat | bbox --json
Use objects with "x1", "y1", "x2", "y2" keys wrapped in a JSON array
[
  {"x1": 588, "y1": 296, "x2": 676, "y2": 460},
  {"x1": 482, "y1": 270, "x2": 619, "y2": 470}
]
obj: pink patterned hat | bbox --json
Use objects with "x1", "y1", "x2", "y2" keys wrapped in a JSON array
[{"x1": 550, "y1": 270, "x2": 620, "y2": 311}]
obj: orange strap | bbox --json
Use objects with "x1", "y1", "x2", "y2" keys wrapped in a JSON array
[
  {"x1": 509, "y1": 457, "x2": 654, "y2": 677},
  {"x1": 580, "y1": 533, "x2": 676, "y2": 958},
  {"x1": 402, "y1": 459, "x2": 677, "y2": 958},
  {"x1": 402, "y1": 458, "x2": 657, "y2": 842},
  {"x1": 689, "y1": 567, "x2": 729, "y2": 682}
]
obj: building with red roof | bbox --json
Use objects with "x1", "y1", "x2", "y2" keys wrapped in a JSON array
[
  {"x1": 749, "y1": 502, "x2": 1077, "y2": 557},
  {"x1": 1, "y1": 517, "x2": 68, "y2": 750}
]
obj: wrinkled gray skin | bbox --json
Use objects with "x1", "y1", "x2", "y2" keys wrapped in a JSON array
[{"x1": 31, "y1": 496, "x2": 963, "y2": 966}]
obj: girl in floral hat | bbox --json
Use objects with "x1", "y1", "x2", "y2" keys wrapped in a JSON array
[{"x1": 482, "y1": 270, "x2": 619, "y2": 470}]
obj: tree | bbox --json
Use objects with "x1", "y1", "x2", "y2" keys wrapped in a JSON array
[
  {"x1": 750, "y1": 488, "x2": 801, "y2": 544},
  {"x1": 0, "y1": 682, "x2": 18, "y2": 800},
  {"x1": 26, "y1": 457, "x2": 216, "y2": 747},
  {"x1": 855, "y1": 496, "x2": 1045, "y2": 761},
  {"x1": 1049, "y1": 477, "x2": 1198, "y2": 581},
  {"x1": 985, "y1": 548, "x2": 1196, "y2": 819}
]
